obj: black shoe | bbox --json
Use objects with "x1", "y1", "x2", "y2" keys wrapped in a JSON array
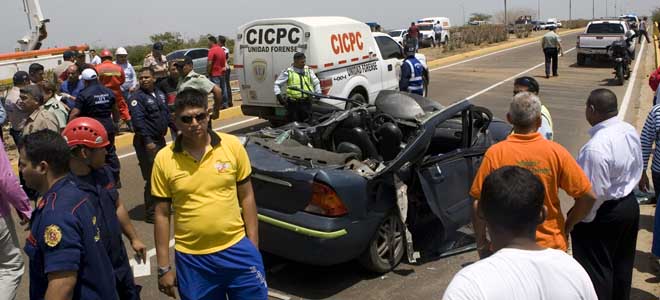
[
  {"x1": 553, "y1": 74, "x2": 558, "y2": 77},
  {"x1": 546, "y1": 75, "x2": 550, "y2": 79}
]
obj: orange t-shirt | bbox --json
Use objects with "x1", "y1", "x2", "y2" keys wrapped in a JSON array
[
  {"x1": 96, "y1": 61, "x2": 126, "y2": 102},
  {"x1": 469, "y1": 132, "x2": 592, "y2": 251}
]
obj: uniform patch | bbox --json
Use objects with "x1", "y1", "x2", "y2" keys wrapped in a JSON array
[
  {"x1": 44, "y1": 225, "x2": 62, "y2": 247},
  {"x1": 214, "y1": 161, "x2": 232, "y2": 173},
  {"x1": 131, "y1": 100, "x2": 138, "y2": 107}
]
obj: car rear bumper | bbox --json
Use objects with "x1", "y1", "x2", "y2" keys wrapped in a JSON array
[
  {"x1": 577, "y1": 47, "x2": 608, "y2": 55},
  {"x1": 258, "y1": 208, "x2": 384, "y2": 266}
]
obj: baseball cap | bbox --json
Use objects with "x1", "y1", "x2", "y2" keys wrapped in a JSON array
[
  {"x1": 153, "y1": 42, "x2": 164, "y2": 51},
  {"x1": 293, "y1": 52, "x2": 306, "y2": 60},
  {"x1": 81, "y1": 69, "x2": 98, "y2": 80},
  {"x1": 12, "y1": 71, "x2": 29, "y2": 84}
]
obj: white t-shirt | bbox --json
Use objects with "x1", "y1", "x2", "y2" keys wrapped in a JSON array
[{"x1": 442, "y1": 248, "x2": 597, "y2": 300}]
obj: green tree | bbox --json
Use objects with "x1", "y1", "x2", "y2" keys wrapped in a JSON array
[
  {"x1": 470, "y1": 13, "x2": 492, "y2": 22},
  {"x1": 150, "y1": 32, "x2": 185, "y2": 54},
  {"x1": 652, "y1": 7, "x2": 660, "y2": 24}
]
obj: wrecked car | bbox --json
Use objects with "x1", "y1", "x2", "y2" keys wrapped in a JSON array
[{"x1": 242, "y1": 91, "x2": 511, "y2": 273}]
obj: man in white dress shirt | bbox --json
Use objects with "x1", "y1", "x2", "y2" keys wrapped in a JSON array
[{"x1": 573, "y1": 88, "x2": 643, "y2": 300}]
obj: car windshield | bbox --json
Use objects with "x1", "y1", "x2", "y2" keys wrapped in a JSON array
[
  {"x1": 587, "y1": 23, "x2": 625, "y2": 34},
  {"x1": 166, "y1": 51, "x2": 186, "y2": 61},
  {"x1": 389, "y1": 31, "x2": 403, "y2": 37},
  {"x1": 418, "y1": 24, "x2": 433, "y2": 31}
]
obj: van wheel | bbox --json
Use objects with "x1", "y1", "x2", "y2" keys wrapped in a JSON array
[
  {"x1": 358, "y1": 211, "x2": 405, "y2": 273},
  {"x1": 443, "y1": 36, "x2": 449, "y2": 45},
  {"x1": 346, "y1": 92, "x2": 366, "y2": 109}
]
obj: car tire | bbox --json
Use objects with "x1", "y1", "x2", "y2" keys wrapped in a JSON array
[
  {"x1": 345, "y1": 92, "x2": 367, "y2": 110},
  {"x1": 577, "y1": 54, "x2": 586, "y2": 66},
  {"x1": 358, "y1": 211, "x2": 406, "y2": 273}
]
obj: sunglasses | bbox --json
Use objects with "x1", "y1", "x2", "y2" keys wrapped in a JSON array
[{"x1": 179, "y1": 112, "x2": 208, "y2": 124}]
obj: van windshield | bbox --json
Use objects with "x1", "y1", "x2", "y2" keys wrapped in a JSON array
[
  {"x1": 389, "y1": 31, "x2": 403, "y2": 37},
  {"x1": 587, "y1": 23, "x2": 625, "y2": 34},
  {"x1": 418, "y1": 24, "x2": 433, "y2": 31}
]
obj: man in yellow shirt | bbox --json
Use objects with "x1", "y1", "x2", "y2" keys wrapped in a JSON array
[{"x1": 151, "y1": 89, "x2": 266, "y2": 300}]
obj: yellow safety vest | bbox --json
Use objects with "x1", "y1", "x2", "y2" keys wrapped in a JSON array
[{"x1": 286, "y1": 67, "x2": 314, "y2": 100}]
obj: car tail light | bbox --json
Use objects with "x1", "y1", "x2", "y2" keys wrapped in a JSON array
[
  {"x1": 320, "y1": 78, "x2": 333, "y2": 95},
  {"x1": 304, "y1": 182, "x2": 348, "y2": 217}
]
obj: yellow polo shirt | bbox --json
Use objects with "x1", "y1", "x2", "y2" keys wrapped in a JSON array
[{"x1": 151, "y1": 130, "x2": 252, "y2": 254}]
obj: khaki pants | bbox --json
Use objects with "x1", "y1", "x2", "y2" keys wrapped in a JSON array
[{"x1": 0, "y1": 214, "x2": 24, "y2": 300}]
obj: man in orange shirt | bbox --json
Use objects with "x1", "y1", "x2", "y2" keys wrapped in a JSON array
[
  {"x1": 96, "y1": 49, "x2": 132, "y2": 131},
  {"x1": 469, "y1": 91, "x2": 597, "y2": 258}
]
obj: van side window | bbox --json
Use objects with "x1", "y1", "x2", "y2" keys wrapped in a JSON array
[
  {"x1": 188, "y1": 49, "x2": 209, "y2": 60},
  {"x1": 375, "y1": 36, "x2": 403, "y2": 60}
]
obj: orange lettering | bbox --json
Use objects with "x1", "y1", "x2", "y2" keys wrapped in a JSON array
[{"x1": 331, "y1": 35, "x2": 340, "y2": 54}]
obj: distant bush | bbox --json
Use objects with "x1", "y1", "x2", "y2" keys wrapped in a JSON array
[
  {"x1": 562, "y1": 19, "x2": 589, "y2": 29},
  {"x1": 652, "y1": 7, "x2": 660, "y2": 25},
  {"x1": 447, "y1": 25, "x2": 508, "y2": 50}
]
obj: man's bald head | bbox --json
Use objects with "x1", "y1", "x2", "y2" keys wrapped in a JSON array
[{"x1": 587, "y1": 89, "x2": 618, "y2": 117}]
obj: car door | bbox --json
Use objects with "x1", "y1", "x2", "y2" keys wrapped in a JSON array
[
  {"x1": 417, "y1": 106, "x2": 490, "y2": 237},
  {"x1": 374, "y1": 36, "x2": 404, "y2": 91},
  {"x1": 188, "y1": 49, "x2": 209, "y2": 76}
]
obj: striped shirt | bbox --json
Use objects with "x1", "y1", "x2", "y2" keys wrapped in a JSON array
[{"x1": 640, "y1": 103, "x2": 660, "y2": 172}]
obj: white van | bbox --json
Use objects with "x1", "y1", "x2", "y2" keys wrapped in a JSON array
[
  {"x1": 417, "y1": 17, "x2": 451, "y2": 44},
  {"x1": 234, "y1": 17, "x2": 429, "y2": 122}
]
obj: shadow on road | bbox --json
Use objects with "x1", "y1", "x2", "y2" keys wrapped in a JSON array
[
  {"x1": 128, "y1": 204, "x2": 146, "y2": 221},
  {"x1": 630, "y1": 287, "x2": 658, "y2": 300},
  {"x1": 599, "y1": 78, "x2": 624, "y2": 87}
]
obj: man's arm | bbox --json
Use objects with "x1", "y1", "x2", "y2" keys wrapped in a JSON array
[
  {"x1": 127, "y1": 99, "x2": 153, "y2": 144},
  {"x1": 0, "y1": 140, "x2": 31, "y2": 220},
  {"x1": 273, "y1": 70, "x2": 288, "y2": 96},
  {"x1": 639, "y1": 109, "x2": 657, "y2": 191},
  {"x1": 211, "y1": 85, "x2": 222, "y2": 119},
  {"x1": 310, "y1": 70, "x2": 322, "y2": 94},
  {"x1": 67, "y1": 108, "x2": 81, "y2": 122},
  {"x1": 207, "y1": 51, "x2": 214, "y2": 76},
  {"x1": 116, "y1": 196, "x2": 146, "y2": 262},
  {"x1": 45, "y1": 271, "x2": 77, "y2": 300},
  {"x1": 565, "y1": 191, "x2": 597, "y2": 233},
  {"x1": 399, "y1": 63, "x2": 411, "y2": 92},
  {"x1": 237, "y1": 180, "x2": 259, "y2": 248}
]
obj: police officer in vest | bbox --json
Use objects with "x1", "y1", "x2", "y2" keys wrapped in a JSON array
[
  {"x1": 274, "y1": 52, "x2": 321, "y2": 122},
  {"x1": 399, "y1": 43, "x2": 425, "y2": 96}
]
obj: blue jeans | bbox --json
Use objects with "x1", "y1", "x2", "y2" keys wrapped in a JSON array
[
  {"x1": 210, "y1": 76, "x2": 229, "y2": 108},
  {"x1": 175, "y1": 237, "x2": 268, "y2": 300}
]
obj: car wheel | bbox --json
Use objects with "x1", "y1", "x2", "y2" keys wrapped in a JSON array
[
  {"x1": 345, "y1": 92, "x2": 366, "y2": 110},
  {"x1": 358, "y1": 212, "x2": 406, "y2": 273}
]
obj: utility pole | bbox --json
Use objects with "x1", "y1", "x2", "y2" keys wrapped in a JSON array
[
  {"x1": 504, "y1": 0, "x2": 508, "y2": 26},
  {"x1": 538, "y1": 0, "x2": 541, "y2": 21},
  {"x1": 592, "y1": 0, "x2": 595, "y2": 19},
  {"x1": 605, "y1": 0, "x2": 608, "y2": 17},
  {"x1": 569, "y1": 0, "x2": 572, "y2": 21},
  {"x1": 461, "y1": 3, "x2": 466, "y2": 25}
]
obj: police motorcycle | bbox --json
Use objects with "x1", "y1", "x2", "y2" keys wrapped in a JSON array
[
  {"x1": 607, "y1": 35, "x2": 635, "y2": 86},
  {"x1": 250, "y1": 87, "x2": 448, "y2": 162}
]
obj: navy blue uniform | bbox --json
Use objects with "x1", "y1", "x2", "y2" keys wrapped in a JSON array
[
  {"x1": 75, "y1": 80, "x2": 121, "y2": 185},
  {"x1": 24, "y1": 177, "x2": 117, "y2": 300},
  {"x1": 399, "y1": 56, "x2": 425, "y2": 96},
  {"x1": 127, "y1": 87, "x2": 169, "y2": 222},
  {"x1": 73, "y1": 166, "x2": 141, "y2": 300}
]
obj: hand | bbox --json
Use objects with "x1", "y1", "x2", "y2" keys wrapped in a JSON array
[
  {"x1": 158, "y1": 270, "x2": 177, "y2": 299},
  {"x1": 639, "y1": 172, "x2": 650, "y2": 193},
  {"x1": 211, "y1": 110, "x2": 220, "y2": 120},
  {"x1": 146, "y1": 143, "x2": 158, "y2": 155},
  {"x1": 131, "y1": 239, "x2": 147, "y2": 264},
  {"x1": 16, "y1": 210, "x2": 29, "y2": 226}
]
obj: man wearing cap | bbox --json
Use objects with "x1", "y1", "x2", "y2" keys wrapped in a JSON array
[
  {"x1": 5, "y1": 71, "x2": 31, "y2": 146},
  {"x1": 115, "y1": 47, "x2": 138, "y2": 103},
  {"x1": 128, "y1": 67, "x2": 171, "y2": 224},
  {"x1": 69, "y1": 68, "x2": 122, "y2": 186},
  {"x1": 143, "y1": 42, "x2": 168, "y2": 82},
  {"x1": 96, "y1": 49, "x2": 132, "y2": 132},
  {"x1": 273, "y1": 52, "x2": 321, "y2": 122},
  {"x1": 175, "y1": 56, "x2": 223, "y2": 122},
  {"x1": 53, "y1": 50, "x2": 76, "y2": 85}
]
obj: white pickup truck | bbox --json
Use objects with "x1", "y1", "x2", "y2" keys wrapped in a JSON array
[
  {"x1": 234, "y1": 17, "x2": 429, "y2": 122},
  {"x1": 576, "y1": 20, "x2": 636, "y2": 65}
]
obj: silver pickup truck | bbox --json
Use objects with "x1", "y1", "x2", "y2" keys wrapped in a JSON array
[{"x1": 577, "y1": 20, "x2": 635, "y2": 65}]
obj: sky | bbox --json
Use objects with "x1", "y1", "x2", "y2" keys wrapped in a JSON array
[{"x1": 1, "y1": 0, "x2": 657, "y2": 52}]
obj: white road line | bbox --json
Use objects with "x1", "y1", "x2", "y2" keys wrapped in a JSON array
[
  {"x1": 617, "y1": 41, "x2": 646, "y2": 120},
  {"x1": 117, "y1": 117, "x2": 260, "y2": 159},
  {"x1": 463, "y1": 47, "x2": 577, "y2": 100}
]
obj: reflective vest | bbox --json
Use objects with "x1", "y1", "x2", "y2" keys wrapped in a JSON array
[
  {"x1": 404, "y1": 57, "x2": 424, "y2": 95},
  {"x1": 286, "y1": 67, "x2": 314, "y2": 100}
]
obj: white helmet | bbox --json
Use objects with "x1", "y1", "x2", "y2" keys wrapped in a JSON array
[{"x1": 115, "y1": 47, "x2": 128, "y2": 55}]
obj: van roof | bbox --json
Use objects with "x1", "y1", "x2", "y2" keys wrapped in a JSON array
[{"x1": 239, "y1": 16, "x2": 366, "y2": 28}]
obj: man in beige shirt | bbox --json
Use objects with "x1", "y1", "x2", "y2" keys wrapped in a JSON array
[
  {"x1": 143, "y1": 42, "x2": 168, "y2": 82},
  {"x1": 541, "y1": 26, "x2": 563, "y2": 79},
  {"x1": 19, "y1": 85, "x2": 59, "y2": 137}
]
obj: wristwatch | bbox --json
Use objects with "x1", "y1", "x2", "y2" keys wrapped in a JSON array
[{"x1": 157, "y1": 265, "x2": 171, "y2": 277}]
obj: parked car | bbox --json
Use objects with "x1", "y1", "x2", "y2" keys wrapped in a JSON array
[
  {"x1": 531, "y1": 21, "x2": 544, "y2": 31},
  {"x1": 547, "y1": 18, "x2": 563, "y2": 28},
  {"x1": 577, "y1": 20, "x2": 636, "y2": 65},
  {"x1": 388, "y1": 29, "x2": 408, "y2": 45},
  {"x1": 242, "y1": 92, "x2": 511, "y2": 273},
  {"x1": 619, "y1": 14, "x2": 639, "y2": 31},
  {"x1": 166, "y1": 48, "x2": 208, "y2": 76}
]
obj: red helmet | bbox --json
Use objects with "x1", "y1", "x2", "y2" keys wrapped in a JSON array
[
  {"x1": 99, "y1": 49, "x2": 113, "y2": 59},
  {"x1": 62, "y1": 117, "x2": 110, "y2": 148}
]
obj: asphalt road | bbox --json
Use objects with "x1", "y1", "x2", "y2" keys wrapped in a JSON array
[{"x1": 14, "y1": 31, "x2": 657, "y2": 300}]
